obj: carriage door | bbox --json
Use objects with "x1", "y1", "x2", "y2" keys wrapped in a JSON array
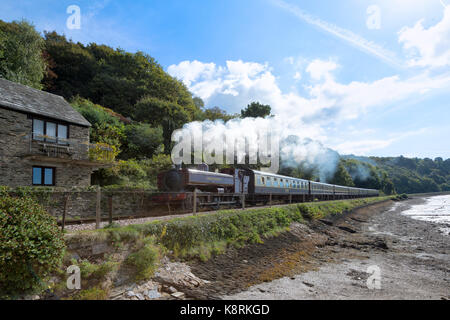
[
  {"x1": 234, "y1": 169, "x2": 241, "y2": 194},
  {"x1": 243, "y1": 175, "x2": 250, "y2": 194}
]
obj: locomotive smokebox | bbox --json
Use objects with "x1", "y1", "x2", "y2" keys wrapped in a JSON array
[{"x1": 158, "y1": 169, "x2": 184, "y2": 192}]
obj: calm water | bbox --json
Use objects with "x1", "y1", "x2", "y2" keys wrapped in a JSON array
[{"x1": 401, "y1": 195, "x2": 450, "y2": 236}]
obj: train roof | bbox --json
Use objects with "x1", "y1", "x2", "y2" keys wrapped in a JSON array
[
  {"x1": 187, "y1": 168, "x2": 233, "y2": 178},
  {"x1": 252, "y1": 169, "x2": 378, "y2": 192},
  {"x1": 252, "y1": 170, "x2": 310, "y2": 182}
]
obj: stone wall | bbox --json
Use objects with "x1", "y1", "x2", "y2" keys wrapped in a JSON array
[
  {"x1": 0, "y1": 107, "x2": 94, "y2": 188},
  {"x1": 36, "y1": 190, "x2": 161, "y2": 220}
]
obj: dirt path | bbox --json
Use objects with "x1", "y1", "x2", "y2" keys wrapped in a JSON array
[{"x1": 181, "y1": 197, "x2": 449, "y2": 300}]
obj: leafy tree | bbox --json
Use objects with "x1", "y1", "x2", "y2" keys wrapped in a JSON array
[
  {"x1": 43, "y1": 32, "x2": 201, "y2": 120},
  {"x1": 329, "y1": 161, "x2": 354, "y2": 187},
  {"x1": 202, "y1": 106, "x2": 237, "y2": 122},
  {"x1": 141, "y1": 154, "x2": 173, "y2": 181},
  {"x1": 0, "y1": 20, "x2": 47, "y2": 89},
  {"x1": 71, "y1": 98, "x2": 125, "y2": 153},
  {"x1": 241, "y1": 102, "x2": 271, "y2": 118},
  {"x1": 134, "y1": 96, "x2": 190, "y2": 151},
  {"x1": 122, "y1": 124, "x2": 164, "y2": 160},
  {"x1": 193, "y1": 97, "x2": 205, "y2": 109}
]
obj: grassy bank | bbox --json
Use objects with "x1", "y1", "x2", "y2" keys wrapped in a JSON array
[{"x1": 69, "y1": 196, "x2": 394, "y2": 261}]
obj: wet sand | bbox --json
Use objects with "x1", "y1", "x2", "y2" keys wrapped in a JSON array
[{"x1": 221, "y1": 197, "x2": 449, "y2": 300}]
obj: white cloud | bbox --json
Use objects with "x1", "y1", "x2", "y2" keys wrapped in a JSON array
[
  {"x1": 167, "y1": 59, "x2": 450, "y2": 154},
  {"x1": 293, "y1": 72, "x2": 302, "y2": 81},
  {"x1": 335, "y1": 139, "x2": 396, "y2": 155},
  {"x1": 398, "y1": 6, "x2": 450, "y2": 68},
  {"x1": 306, "y1": 59, "x2": 338, "y2": 81}
]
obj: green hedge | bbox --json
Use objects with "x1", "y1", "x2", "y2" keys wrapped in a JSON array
[{"x1": 0, "y1": 195, "x2": 66, "y2": 295}]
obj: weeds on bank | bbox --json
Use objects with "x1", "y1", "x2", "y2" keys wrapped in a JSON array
[
  {"x1": 68, "y1": 197, "x2": 393, "y2": 263},
  {"x1": 126, "y1": 236, "x2": 161, "y2": 281}
]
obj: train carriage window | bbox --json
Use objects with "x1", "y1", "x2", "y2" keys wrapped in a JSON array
[{"x1": 262, "y1": 177, "x2": 266, "y2": 186}]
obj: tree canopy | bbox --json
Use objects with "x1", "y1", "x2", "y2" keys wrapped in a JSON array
[
  {"x1": 241, "y1": 102, "x2": 272, "y2": 118},
  {"x1": 0, "y1": 20, "x2": 47, "y2": 89}
]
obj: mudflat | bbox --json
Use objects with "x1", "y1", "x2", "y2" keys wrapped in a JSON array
[{"x1": 182, "y1": 197, "x2": 449, "y2": 300}]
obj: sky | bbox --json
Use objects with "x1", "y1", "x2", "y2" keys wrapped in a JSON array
[{"x1": 1, "y1": 0, "x2": 450, "y2": 159}]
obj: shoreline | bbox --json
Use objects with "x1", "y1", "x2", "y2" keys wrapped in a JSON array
[{"x1": 220, "y1": 196, "x2": 449, "y2": 300}]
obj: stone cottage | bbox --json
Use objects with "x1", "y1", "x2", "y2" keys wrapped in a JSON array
[{"x1": 0, "y1": 78, "x2": 104, "y2": 188}]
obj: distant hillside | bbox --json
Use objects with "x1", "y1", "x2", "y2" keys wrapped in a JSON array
[{"x1": 342, "y1": 155, "x2": 450, "y2": 194}]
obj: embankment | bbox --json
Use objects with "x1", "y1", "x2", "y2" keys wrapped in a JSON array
[{"x1": 48, "y1": 196, "x2": 394, "y2": 299}]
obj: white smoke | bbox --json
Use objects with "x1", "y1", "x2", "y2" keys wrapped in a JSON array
[{"x1": 171, "y1": 115, "x2": 340, "y2": 182}]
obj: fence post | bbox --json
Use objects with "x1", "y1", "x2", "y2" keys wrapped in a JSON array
[
  {"x1": 289, "y1": 194, "x2": 292, "y2": 204},
  {"x1": 108, "y1": 195, "x2": 113, "y2": 225},
  {"x1": 241, "y1": 194, "x2": 245, "y2": 210},
  {"x1": 95, "y1": 186, "x2": 101, "y2": 229},
  {"x1": 62, "y1": 193, "x2": 70, "y2": 232},
  {"x1": 269, "y1": 193, "x2": 272, "y2": 206},
  {"x1": 193, "y1": 190, "x2": 197, "y2": 215}
]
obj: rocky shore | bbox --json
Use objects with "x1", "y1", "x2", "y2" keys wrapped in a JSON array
[{"x1": 220, "y1": 197, "x2": 449, "y2": 300}]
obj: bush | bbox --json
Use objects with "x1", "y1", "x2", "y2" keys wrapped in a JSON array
[
  {"x1": 73, "y1": 286, "x2": 109, "y2": 300},
  {"x1": 0, "y1": 195, "x2": 66, "y2": 294},
  {"x1": 126, "y1": 238, "x2": 161, "y2": 281}
]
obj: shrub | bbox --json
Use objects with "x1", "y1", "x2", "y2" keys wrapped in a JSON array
[
  {"x1": 126, "y1": 238, "x2": 161, "y2": 281},
  {"x1": 77, "y1": 259, "x2": 117, "y2": 280},
  {"x1": 0, "y1": 195, "x2": 66, "y2": 294},
  {"x1": 73, "y1": 286, "x2": 109, "y2": 300}
]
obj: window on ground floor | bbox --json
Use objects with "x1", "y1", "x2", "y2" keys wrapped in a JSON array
[{"x1": 32, "y1": 166, "x2": 56, "y2": 186}]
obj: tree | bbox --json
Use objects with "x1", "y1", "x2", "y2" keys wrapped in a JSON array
[
  {"x1": 329, "y1": 161, "x2": 354, "y2": 187},
  {"x1": 0, "y1": 20, "x2": 47, "y2": 89},
  {"x1": 43, "y1": 32, "x2": 201, "y2": 120},
  {"x1": 134, "y1": 96, "x2": 190, "y2": 151},
  {"x1": 71, "y1": 98, "x2": 125, "y2": 154},
  {"x1": 241, "y1": 102, "x2": 271, "y2": 118},
  {"x1": 193, "y1": 97, "x2": 205, "y2": 109},
  {"x1": 122, "y1": 124, "x2": 164, "y2": 160},
  {"x1": 202, "y1": 106, "x2": 237, "y2": 122}
]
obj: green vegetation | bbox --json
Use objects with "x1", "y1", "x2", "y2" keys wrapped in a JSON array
[
  {"x1": 126, "y1": 237, "x2": 161, "y2": 281},
  {"x1": 70, "y1": 197, "x2": 392, "y2": 262},
  {"x1": 0, "y1": 195, "x2": 65, "y2": 295},
  {"x1": 342, "y1": 156, "x2": 450, "y2": 194},
  {"x1": 77, "y1": 259, "x2": 118, "y2": 280},
  {"x1": 241, "y1": 102, "x2": 272, "y2": 118},
  {"x1": 0, "y1": 20, "x2": 46, "y2": 89},
  {"x1": 72, "y1": 286, "x2": 109, "y2": 300}
]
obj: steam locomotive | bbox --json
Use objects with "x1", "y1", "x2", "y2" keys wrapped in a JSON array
[{"x1": 156, "y1": 165, "x2": 379, "y2": 207}]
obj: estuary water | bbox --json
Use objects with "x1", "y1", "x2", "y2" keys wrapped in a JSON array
[{"x1": 401, "y1": 195, "x2": 450, "y2": 236}]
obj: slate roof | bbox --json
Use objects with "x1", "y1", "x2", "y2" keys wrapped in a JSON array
[{"x1": 0, "y1": 78, "x2": 91, "y2": 127}]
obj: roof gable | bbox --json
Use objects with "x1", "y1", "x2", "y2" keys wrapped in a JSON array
[{"x1": 0, "y1": 78, "x2": 91, "y2": 127}]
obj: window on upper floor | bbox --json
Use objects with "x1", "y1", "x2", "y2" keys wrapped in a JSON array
[{"x1": 33, "y1": 118, "x2": 69, "y2": 145}]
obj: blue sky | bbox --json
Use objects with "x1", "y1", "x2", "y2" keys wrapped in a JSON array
[{"x1": 1, "y1": 0, "x2": 450, "y2": 158}]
